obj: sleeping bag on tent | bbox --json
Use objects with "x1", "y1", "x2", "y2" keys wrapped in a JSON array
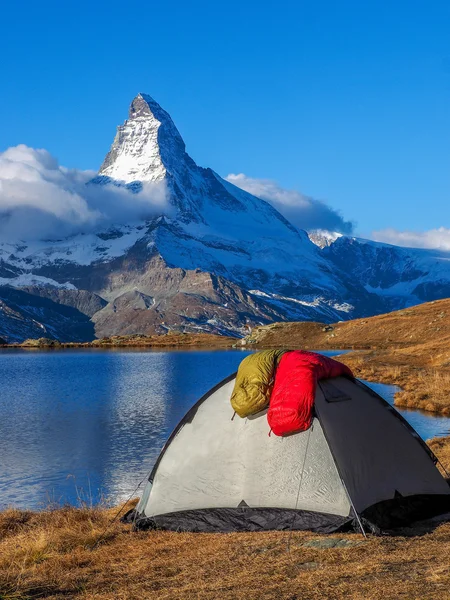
[
  {"x1": 268, "y1": 350, "x2": 353, "y2": 436},
  {"x1": 231, "y1": 350, "x2": 285, "y2": 418}
]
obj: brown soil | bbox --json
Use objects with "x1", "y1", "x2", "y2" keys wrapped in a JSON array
[
  {"x1": 2, "y1": 436, "x2": 450, "y2": 600},
  {"x1": 244, "y1": 298, "x2": 450, "y2": 414}
]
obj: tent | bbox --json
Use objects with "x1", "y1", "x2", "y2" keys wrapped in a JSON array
[{"x1": 131, "y1": 373, "x2": 450, "y2": 534}]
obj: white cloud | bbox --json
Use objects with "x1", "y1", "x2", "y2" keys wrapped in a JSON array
[
  {"x1": 372, "y1": 227, "x2": 450, "y2": 251},
  {"x1": 225, "y1": 173, "x2": 353, "y2": 234},
  {"x1": 0, "y1": 145, "x2": 169, "y2": 241}
]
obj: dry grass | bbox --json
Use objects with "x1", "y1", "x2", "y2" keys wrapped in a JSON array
[
  {"x1": 418, "y1": 371, "x2": 450, "y2": 401},
  {"x1": 429, "y1": 437, "x2": 450, "y2": 478},
  {"x1": 246, "y1": 298, "x2": 450, "y2": 414},
  {"x1": 1, "y1": 439, "x2": 450, "y2": 599},
  {"x1": 342, "y1": 357, "x2": 450, "y2": 414},
  {"x1": 2, "y1": 483, "x2": 450, "y2": 600}
]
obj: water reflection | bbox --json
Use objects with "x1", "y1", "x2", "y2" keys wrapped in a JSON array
[
  {"x1": 0, "y1": 349, "x2": 448, "y2": 509},
  {"x1": 0, "y1": 348, "x2": 254, "y2": 508}
]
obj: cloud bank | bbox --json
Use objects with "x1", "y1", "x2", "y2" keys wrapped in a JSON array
[
  {"x1": 3, "y1": 148, "x2": 446, "y2": 254},
  {"x1": 226, "y1": 173, "x2": 354, "y2": 235},
  {"x1": 372, "y1": 227, "x2": 450, "y2": 251},
  {"x1": 0, "y1": 145, "x2": 169, "y2": 241}
]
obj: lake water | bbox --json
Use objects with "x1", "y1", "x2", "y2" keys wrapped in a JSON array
[{"x1": 0, "y1": 348, "x2": 449, "y2": 509}]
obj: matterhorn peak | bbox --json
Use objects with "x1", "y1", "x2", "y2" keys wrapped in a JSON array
[
  {"x1": 128, "y1": 93, "x2": 175, "y2": 128},
  {"x1": 128, "y1": 93, "x2": 156, "y2": 119},
  {"x1": 98, "y1": 93, "x2": 190, "y2": 184}
]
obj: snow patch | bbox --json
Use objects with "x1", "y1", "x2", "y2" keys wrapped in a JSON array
[{"x1": 0, "y1": 274, "x2": 76, "y2": 289}]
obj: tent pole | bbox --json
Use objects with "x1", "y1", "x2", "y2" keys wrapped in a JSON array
[{"x1": 341, "y1": 479, "x2": 367, "y2": 538}]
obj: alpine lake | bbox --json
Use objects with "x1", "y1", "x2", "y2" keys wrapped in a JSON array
[{"x1": 0, "y1": 348, "x2": 449, "y2": 510}]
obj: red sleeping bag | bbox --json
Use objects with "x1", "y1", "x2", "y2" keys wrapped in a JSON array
[{"x1": 268, "y1": 350, "x2": 353, "y2": 436}]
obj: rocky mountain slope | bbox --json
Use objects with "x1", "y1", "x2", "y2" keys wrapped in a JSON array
[
  {"x1": 322, "y1": 236, "x2": 450, "y2": 310},
  {"x1": 0, "y1": 287, "x2": 101, "y2": 342},
  {"x1": 0, "y1": 93, "x2": 449, "y2": 342}
]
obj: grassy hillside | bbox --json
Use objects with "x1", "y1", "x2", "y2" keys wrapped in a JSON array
[{"x1": 243, "y1": 298, "x2": 450, "y2": 414}]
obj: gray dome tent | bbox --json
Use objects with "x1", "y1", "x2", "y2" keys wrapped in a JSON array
[{"x1": 131, "y1": 374, "x2": 450, "y2": 534}]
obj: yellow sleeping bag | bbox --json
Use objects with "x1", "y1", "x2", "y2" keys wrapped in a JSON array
[{"x1": 231, "y1": 350, "x2": 285, "y2": 418}]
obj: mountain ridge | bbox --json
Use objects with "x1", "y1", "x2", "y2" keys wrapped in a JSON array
[{"x1": 0, "y1": 93, "x2": 449, "y2": 342}]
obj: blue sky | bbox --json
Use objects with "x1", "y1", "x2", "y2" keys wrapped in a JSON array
[{"x1": 1, "y1": 0, "x2": 449, "y2": 244}]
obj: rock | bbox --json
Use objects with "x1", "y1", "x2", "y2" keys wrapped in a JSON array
[
  {"x1": 302, "y1": 537, "x2": 365, "y2": 549},
  {"x1": 0, "y1": 287, "x2": 96, "y2": 343},
  {"x1": 19, "y1": 287, "x2": 107, "y2": 318}
]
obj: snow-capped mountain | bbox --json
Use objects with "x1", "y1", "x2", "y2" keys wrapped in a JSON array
[
  {"x1": 0, "y1": 93, "x2": 449, "y2": 341},
  {"x1": 322, "y1": 236, "x2": 450, "y2": 310},
  {"x1": 307, "y1": 230, "x2": 343, "y2": 249}
]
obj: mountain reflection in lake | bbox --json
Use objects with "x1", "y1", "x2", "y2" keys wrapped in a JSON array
[{"x1": 0, "y1": 349, "x2": 448, "y2": 509}]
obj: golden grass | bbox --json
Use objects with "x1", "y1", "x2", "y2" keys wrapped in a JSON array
[
  {"x1": 418, "y1": 371, "x2": 450, "y2": 400},
  {"x1": 341, "y1": 355, "x2": 450, "y2": 414},
  {"x1": 2, "y1": 491, "x2": 450, "y2": 600},
  {"x1": 1, "y1": 437, "x2": 450, "y2": 599}
]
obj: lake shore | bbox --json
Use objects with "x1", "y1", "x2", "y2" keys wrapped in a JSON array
[
  {"x1": 3, "y1": 298, "x2": 450, "y2": 414},
  {"x1": 1, "y1": 332, "x2": 238, "y2": 350},
  {"x1": 1, "y1": 435, "x2": 449, "y2": 600}
]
